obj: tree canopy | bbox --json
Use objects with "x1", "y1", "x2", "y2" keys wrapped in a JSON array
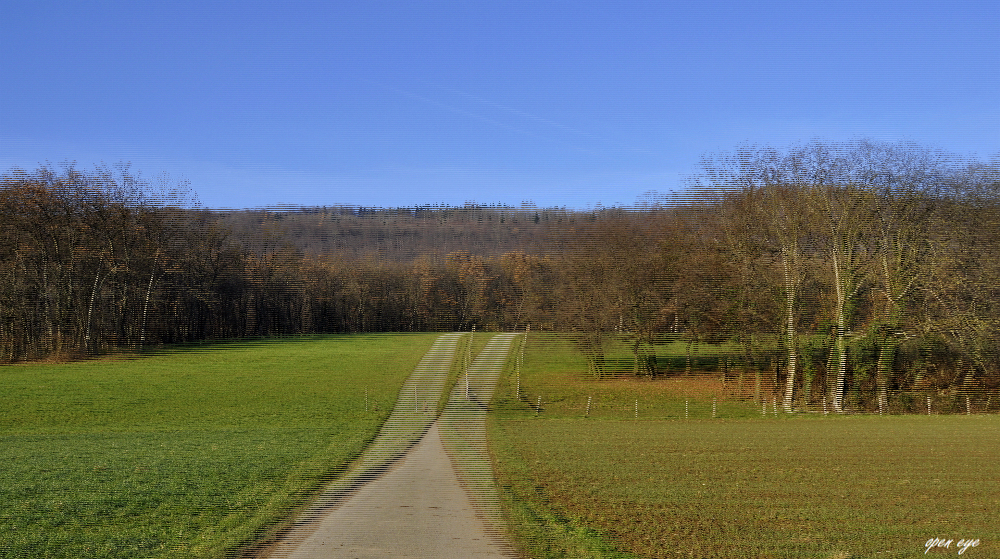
[{"x1": 3, "y1": 141, "x2": 998, "y2": 412}]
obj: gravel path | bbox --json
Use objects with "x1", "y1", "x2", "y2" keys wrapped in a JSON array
[{"x1": 259, "y1": 333, "x2": 518, "y2": 559}]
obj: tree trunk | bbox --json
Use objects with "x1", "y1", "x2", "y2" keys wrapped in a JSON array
[
  {"x1": 686, "y1": 338, "x2": 693, "y2": 375},
  {"x1": 85, "y1": 268, "x2": 102, "y2": 354},
  {"x1": 140, "y1": 265, "x2": 157, "y2": 348},
  {"x1": 876, "y1": 251, "x2": 903, "y2": 415},
  {"x1": 832, "y1": 244, "x2": 848, "y2": 413},
  {"x1": 632, "y1": 336, "x2": 656, "y2": 378},
  {"x1": 782, "y1": 248, "x2": 797, "y2": 412},
  {"x1": 630, "y1": 337, "x2": 656, "y2": 377},
  {"x1": 876, "y1": 335, "x2": 895, "y2": 414}
]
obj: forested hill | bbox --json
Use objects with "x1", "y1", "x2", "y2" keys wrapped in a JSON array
[
  {"x1": 218, "y1": 201, "x2": 704, "y2": 262},
  {"x1": 3, "y1": 141, "x2": 999, "y2": 414},
  {"x1": 217, "y1": 204, "x2": 570, "y2": 262}
]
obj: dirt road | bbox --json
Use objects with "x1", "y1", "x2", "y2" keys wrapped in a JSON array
[{"x1": 259, "y1": 333, "x2": 518, "y2": 558}]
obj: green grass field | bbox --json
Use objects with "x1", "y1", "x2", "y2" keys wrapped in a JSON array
[
  {"x1": 8, "y1": 330, "x2": 998, "y2": 558},
  {"x1": 489, "y1": 333, "x2": 1000, "y2": 559},
  {"x1": 0, "y1": 333, "x2": 446, "y2": 559}
]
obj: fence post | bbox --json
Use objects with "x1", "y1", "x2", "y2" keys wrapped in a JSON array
[
  {"x1": 927, "y1": 396, "x2": 932, "y2": 415},
  {"x1": 586, "y1": 396, "x2": 591, "y2": 417},
  {"x1": 519, "y1": 326, "x2": 527, "y2": 401},
  {"x1": 712, "y1": 397, "x2": 717, "y2": 419}
]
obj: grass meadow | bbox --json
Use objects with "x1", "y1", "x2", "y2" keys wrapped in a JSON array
[
  {"x1": 488, "y1": 333, "x2": 1000, "y2": 558},
  {"x1": 0, "y1": 333, "x2": 451, "y2": 559}
]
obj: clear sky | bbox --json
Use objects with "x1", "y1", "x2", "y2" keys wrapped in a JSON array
[{"x1": 2, "y1": 0, "x2": 997, "y2": 210}]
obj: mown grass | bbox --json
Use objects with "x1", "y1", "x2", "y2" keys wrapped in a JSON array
[
  {"x1": 0, "y1": 333, "x2": 444, "y2": 559},
  {"x1": 488, "y1": 333, "x2": 1000, "y2": 558}
]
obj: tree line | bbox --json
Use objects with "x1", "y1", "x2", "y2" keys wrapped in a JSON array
[{"x1": 2, "y1": 140, "x2": 998, "y2": 412}]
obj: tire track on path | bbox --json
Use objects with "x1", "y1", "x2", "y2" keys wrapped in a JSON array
[
  {"x1": 439, "y1": 333, "x2": 519, "y2": 542},
  {"x1": 258, "y1": 332, "x2": 518, "y2": 558}
]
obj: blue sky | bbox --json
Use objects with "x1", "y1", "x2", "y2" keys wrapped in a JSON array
[{"x1": 2, "y1": 0, "x2": 997, "y2": 210}]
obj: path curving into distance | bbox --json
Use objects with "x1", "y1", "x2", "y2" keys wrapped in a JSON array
[{"x1": 258, "y1": 332, "x2": 518, "y2": 559}]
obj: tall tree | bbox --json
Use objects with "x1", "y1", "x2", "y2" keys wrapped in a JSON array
[{"x1": 697, "y1": 147, "x2": 812, "y2": 411}]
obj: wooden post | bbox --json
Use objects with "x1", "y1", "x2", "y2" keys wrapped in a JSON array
[
  {"x1": 586, "y1": 396, "x2": 592, "y2": 417},
  {"x1": 516, "y1": 339, "x2": 521, "y2": 399},
  {"x1": 517, "y1": 327, "x2": 527, "y2": 400},
  {"x1": 467, "y1": 325, "x2": 474, "y2": 375}
]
